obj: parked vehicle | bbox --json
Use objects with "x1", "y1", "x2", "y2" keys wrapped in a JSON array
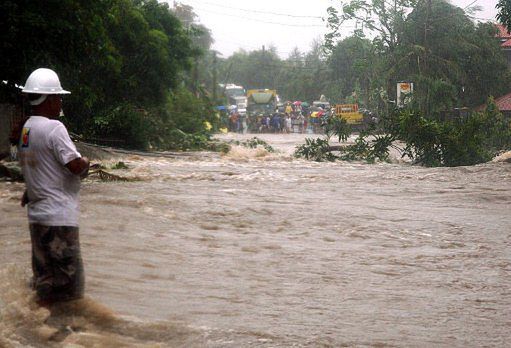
[
  {"x1": 247, "y1": 89, "x2": 278, "y2": 131},
  {"x1": 334, "y1": 104, "x2": 364, "y2": 125},
  {"x1": 312, "y1": 101, "x2": 331, "y2": 110},
  {"x1": 221, "y1": 84, "x2": 247, "y2": 113}
]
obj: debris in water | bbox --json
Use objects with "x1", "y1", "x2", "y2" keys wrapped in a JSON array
[
  {"x1": 493, "y1": 151, "x2": 511, "y2": 163},
  {"x1": 87, "y1": 170, "x2": 139, "y2": 182},
  {"x1": 110, "y1": 161, "x2": 129, "y2": 170}
]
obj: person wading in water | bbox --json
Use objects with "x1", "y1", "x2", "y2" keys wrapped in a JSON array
[{"x1": 18, "y1": 68, "x2": 89, "y2": 305}]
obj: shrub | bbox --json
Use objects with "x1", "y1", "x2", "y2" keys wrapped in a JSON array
[
  {"x1": 295, "y1": 138, "x2": 337, "y2": 162},
  {"x1": 90, "y1": 103, "x2": 151, "y2": 149},
  {"x1": 295, "y1": 97, "x2": 511, "y2": 167}
]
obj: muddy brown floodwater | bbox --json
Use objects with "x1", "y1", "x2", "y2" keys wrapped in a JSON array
[{"x1": 1, "y1": 133, "x2": 510, "y2": 347}]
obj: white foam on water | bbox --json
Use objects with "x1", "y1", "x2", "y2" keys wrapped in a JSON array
[
  {"x1": 222, "y1": 144, "x2": 289, "y2": 162},
  {"x1": 493, "y1": 150, "x2": 511, "y2": 163},
  {"x1": 0, "y1": 265, "x2": 281, "y2": 347},
  {"x1": 0, "y1": 266, "x2": 209, "y2": 347}
]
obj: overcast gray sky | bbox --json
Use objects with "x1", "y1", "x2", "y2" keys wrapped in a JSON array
[{"x1": 168, "y1": 0, "x2": 499, "y2": 58}]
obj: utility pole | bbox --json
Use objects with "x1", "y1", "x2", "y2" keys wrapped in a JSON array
[
  {"x1": 193, "y1": 55, "x2": 199, "y2": 96},
  {"x1": 424, "y1": 0, "x2": 432, "y2": 116},
  {"x1": 424, "y1": 0, "x2": 431, "y2": 72},
  {"x1": 212, "y1": 51, "x2": 217, "y2": 103}
]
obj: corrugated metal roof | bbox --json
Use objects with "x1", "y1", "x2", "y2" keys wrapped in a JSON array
[
  {"x1": 494, "y1": 92, "x2": 511, "y2": 111},
  {"x1": 475, "y1": 92, "x2": 511, "y2": 112},
  {"x1": 496, "y1": 24, "x2": 511, "y2": 40}
]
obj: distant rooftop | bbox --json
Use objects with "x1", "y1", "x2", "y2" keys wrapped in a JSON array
[
  {"x1": 496, "y1": 23, "x2": 511, "y2": 40},
  {"x1": 475, "y1": 91, "x2": 511, "y2": 112}
]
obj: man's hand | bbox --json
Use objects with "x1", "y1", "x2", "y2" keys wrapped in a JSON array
[
  {"x1": 66, "y1": 157, "x2": 90, "y2": 178},
  {"x1": 21, "y1": 190, "x2": 29, "y2": 207}
]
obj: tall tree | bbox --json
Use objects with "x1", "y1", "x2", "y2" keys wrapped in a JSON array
[
  {"x1": 327, "y1": 35, "x2": 375, "y2": 105},
  {"x1": 325, "y1": 0, "x2": 510, "y2": 116},
  {"x1": 497, "y1": 0, "x2": 511, "y2": 32},
  {"x1": 400, "y1": 0, "x2": 510, "y2": 112},
  {"x1": 326, "y1": 0, "x2": 418, "y2": 52},
  {"x1": 0, "y1": 0, "x2": 206, "y2": 150},
  {"x1": 0, "y1": 0, "x2": 116, "y2": 104}
]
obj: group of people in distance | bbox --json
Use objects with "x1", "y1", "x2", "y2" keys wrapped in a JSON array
[
  {"x1": 226, "y1": 100, "x2": 332, "y2": 134},
  {"x1": 254, "y1": 101, "x2": 329, "y2": 134}
]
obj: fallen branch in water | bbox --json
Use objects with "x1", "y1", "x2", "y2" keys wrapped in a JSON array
[
  {"x1": 87, "y1": 169, "x2": 138, "y2": 182},
  {"x1": 0, "y1": 163, "x2": 23, "y2": 181}
]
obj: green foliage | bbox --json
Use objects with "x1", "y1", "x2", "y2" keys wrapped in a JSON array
[
  {"x1": 324, "y1": 115, "x2": 351, "y2": 143},
  {"x1": 296, "y1": 98, "x2": 511, "y2": 167},
  {"x1": 340, "y1": 132, "x2": 396, "y2": 163},
  {"x1": 294, "y1": 138, "x2": 337, "y2": 162},
  {"x1": 497, "y1": 0, "x2": 511, "y2": 32},
  {"x1": 90, "y1": 103, "x2": 152, "y2": 149},
  {"x1": 218, "y1": 40, "x2": 332, "y2": 103},
  {"x1": 229, "y1": 137, "x2": 275, "y2": 153},
  {"x1": 163, "y1": 129, "x2": 211, "y2": 151},
  {"x1": 207, "y1": 141, "x2": 231, "y2": 154},
  {"x1": 327, "y1": 35, "x2": 376, "y2": 106},
  {"x1": 165, "y1": 86, "x2": 217, "y2": 134},
  {"x1": 324, "y1": 6, "x2": 342, "y2": 53},
  {"x1": 111, "y1": 161, "x2": 128, "y2": 169},
  {"x1": 102, "y1": 0, "x2": 193, "y2": 109},
  {"x1": 324, "y1": 0, "x2": 511, "y2": 116},
  {"x1": 400, "y1": 2, "x2": 510, "y2": 112},
  {"x1": 479, "y1": 96, "x2": 511, "y2": 151},
  {"x1": 396, "y1": 103, "x2": 511, "y2": 166},
  {"x1": 295, "y1": 131, "x2": 395, "y2": 163},
  {"x1": 0, "y1": 0, "x2": 213, "y2": 151}
]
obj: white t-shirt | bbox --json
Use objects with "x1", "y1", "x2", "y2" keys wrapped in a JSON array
[{"x1": 19, "y1": 116, "x2": 82, "y2": 226}]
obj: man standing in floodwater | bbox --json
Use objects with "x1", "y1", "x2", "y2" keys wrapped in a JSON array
[{"x1": 18, "y1": 68, "x2": 89, "y2": 304}]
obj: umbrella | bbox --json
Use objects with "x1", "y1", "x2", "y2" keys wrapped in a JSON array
[
  {"x1": 293, "y1": 101, "x2": 302, "y2": 105},
  {"x1": 301, "y1": 102, "x2": 309, "y2": 107}
]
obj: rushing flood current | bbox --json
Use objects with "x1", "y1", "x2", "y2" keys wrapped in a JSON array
[{"x1": 1, "y1": 133, "x2": 510, "y2": 347}]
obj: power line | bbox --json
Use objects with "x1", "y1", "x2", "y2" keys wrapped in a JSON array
[
  {"x1": 222, "y1": 54, "x2": 330, "y2": 70},
  {"x1": 190, "y1": 6, "x2": 325, "y2": 27},
  {"x1": 232, "y1": 61, "x2": 330, "y2": 71},
  {"x1": 178, "y1": 0, "x2": 324, "y2": 19},
  {"x1": 213, "y1": 36, "x2": 326, "y2": 57}
]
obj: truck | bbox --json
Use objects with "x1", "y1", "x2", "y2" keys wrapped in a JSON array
[
  {"x1": 312, "y1": 95, "x2": 331, "y2": 111},
  {"x1": 246, "y1": 89, "x2": 278, "y2": 131},
  {"x1": 223, "y1": 84, "x2": 247, "y2": 114},
  {"x1": 312, "y1": 100, "x2": 331, "y2": 110},
  {"x1": 246, "y1": 89, "x2": 277, "y2": 116}
]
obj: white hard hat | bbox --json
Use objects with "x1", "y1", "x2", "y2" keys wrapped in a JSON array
[{"x1": 21, "y1": 68, "x2": 70, "y2": 95}]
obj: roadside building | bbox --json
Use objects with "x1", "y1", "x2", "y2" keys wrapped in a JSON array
[
  {"x1": 475, "y1": 91, "x2": 511, "y2": 119},
  {"x1": 495, "y1": 24, "x2": 511, "y2": 66},
  {"x1": 474, "y1": 24, "x2": 511, "y2": 119}
]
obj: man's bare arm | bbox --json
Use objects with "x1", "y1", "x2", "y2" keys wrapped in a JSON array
[
  {"x1": 21, "y1": 190, "x2": 29, "y2": 207},
  {"x1": 66, "y1": 157, "x2": 90, "y2": 177}
]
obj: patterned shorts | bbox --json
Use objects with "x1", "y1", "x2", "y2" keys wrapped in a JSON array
[{"x1": 29, "y1": 224, "x2": 85, "y2": 302}]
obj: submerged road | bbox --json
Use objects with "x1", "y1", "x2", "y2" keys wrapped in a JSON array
[{"x1": 1, "y1": 133, "x2": 510, "y2": 347}]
